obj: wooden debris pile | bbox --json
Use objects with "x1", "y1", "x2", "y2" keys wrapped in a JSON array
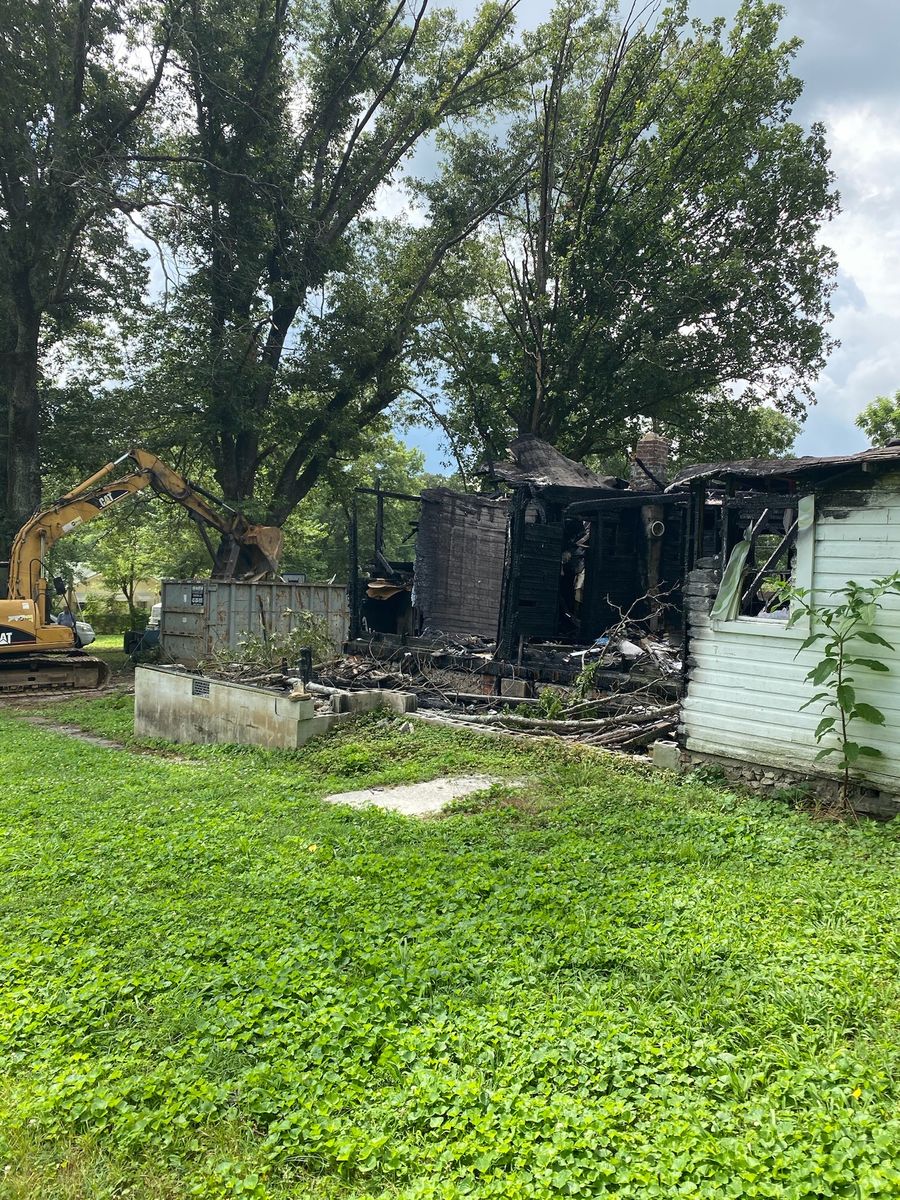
[
  {"x1": 432, "y1": 701, "x2": 678, "y2": 749},
  {"x1": 312, "y1": 649, "x2": 680, "y2": 752},
  {"x1": 191, "y1": 659, "x2": 335, "y2": 709},
  {"x1": 201, "y1": 664, "x2": 298, "y2": 690}
]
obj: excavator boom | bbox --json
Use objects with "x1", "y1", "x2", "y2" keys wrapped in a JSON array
[{"x1": 1, "y1": 449, "x2": 283, "y2": 692}]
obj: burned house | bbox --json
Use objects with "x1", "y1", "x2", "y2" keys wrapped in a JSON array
[
  {"x1": 348, "y1": 439, "x2": 900, "y2": 811},
  {"x1": 487, "y1": 434, "x2": 687, "y2": 657},
  {"x1": 349, "y1": 434, "x2": 689, "y2": 681},
  {"x1": 676, "y1": 446, "x2": 900, "y2": 813}
]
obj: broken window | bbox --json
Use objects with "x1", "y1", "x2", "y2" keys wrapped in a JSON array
[{"x1": 711, "y1": 495, "x2": 814, "y2": 623}]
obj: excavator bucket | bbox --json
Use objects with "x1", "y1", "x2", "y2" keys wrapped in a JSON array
[
  {"x1": 211, "y1": 525, "x2": 284, "y2": 580},
  {"x1": 245, "y1": 525, "x2": 284, "y2": 575}
]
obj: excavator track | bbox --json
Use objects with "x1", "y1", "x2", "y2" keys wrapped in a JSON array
[{"x1": 0, "y1": 651, "x2": 110, "y2": 694}]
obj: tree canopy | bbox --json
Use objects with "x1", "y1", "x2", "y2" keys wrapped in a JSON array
[
  {"x1": 136, "y1": 0, "x2": 523, "y2": 524},
  {"x1": 416, "y1": 0, "x2": 837, "y2": 470},
  {"x1": 1, "y1": 0, "x2": 841, "y2": 573},
  {"x1": 856, "y1": 391, "x2": 900, "y2": 447}
]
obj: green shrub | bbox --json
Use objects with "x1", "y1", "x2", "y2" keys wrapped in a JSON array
[
  {"x1": 203, "y1": 611, "x2": 334, "y2": 671},
  {"x1": 81, "y1": 595, "x2": 149, "y2": 634}
]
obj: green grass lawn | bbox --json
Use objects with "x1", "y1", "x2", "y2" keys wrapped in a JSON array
[
  {"x1": 88, "y1": 633, "x2": 133, "y2": 679},
  {"x1": 2, "y1": 699, "x2": 900, "y2": 1199}
]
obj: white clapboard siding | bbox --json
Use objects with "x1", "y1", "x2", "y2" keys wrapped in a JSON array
[{"x1": 683, "y1": 481, "x2": 900, "y2": 790}]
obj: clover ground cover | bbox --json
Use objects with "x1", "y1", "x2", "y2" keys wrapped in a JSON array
[{"x1": 1, "y1": 701, "x2": 900, "y2": 1198}]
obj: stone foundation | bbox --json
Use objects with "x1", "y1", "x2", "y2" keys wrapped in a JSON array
[{"x1": 683, "y1": 749, "x2": 899, "y2": 819}]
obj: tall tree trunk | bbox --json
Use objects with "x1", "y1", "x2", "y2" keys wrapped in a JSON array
[
  {"x1": 3, "y1": 312, "x2": 41, "y2": 554},
  {"x1": 0, "y1": 380, "x2": 8, "y2": 558},
  {"x1": 121, "y1": 575, "x2": 140, "y2": 627}
]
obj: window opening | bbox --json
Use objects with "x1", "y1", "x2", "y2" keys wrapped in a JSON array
[
  {"x1": 739, "y1": 508, "x2": 797, "y2": 618},
  {"x1": 711, "y1": 495, "x2": 813, "y2": 624}
]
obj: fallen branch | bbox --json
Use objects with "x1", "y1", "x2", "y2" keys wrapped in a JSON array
[{"x1": 425, "y1": 703, "x2": 678, "y2": 734}]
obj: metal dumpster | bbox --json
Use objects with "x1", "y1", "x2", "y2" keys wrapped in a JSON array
[{"x1": 160, "y1": 579, "x2": 348, "y2": 667}]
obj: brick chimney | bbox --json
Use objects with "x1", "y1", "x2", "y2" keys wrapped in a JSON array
[{"x1": 629, "y1": 431, "x2": 671, "y2": 491}]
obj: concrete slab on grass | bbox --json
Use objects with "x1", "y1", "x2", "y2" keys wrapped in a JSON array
[{"x1": 323, "y1": 775, "x2": 500, "y2": 816}]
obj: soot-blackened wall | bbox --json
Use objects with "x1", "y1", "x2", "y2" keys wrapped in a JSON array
[{"x1": 414, "y1": 489, "x2": 509, "y2": 639}]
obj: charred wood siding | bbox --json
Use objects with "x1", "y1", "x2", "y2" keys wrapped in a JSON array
[
  {"x1": 584, "y1": 513, "x2": 641, "y2": 635},
  {"x1": 659, "y1": 506, "x2": 687, "y2": 626},
  {"x1": 517, "y1": 523, "x2": 565, "y2": 637},
  {"x1": 415, "y1": 489, "x2": 508, "y2": 639}
]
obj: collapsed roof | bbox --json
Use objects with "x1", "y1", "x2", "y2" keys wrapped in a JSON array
[
  {"x1": 670, "y1": 444, "x2": 900, "y2": 488},
  {"x1": 484, "y1": 435, "x2": 620, "y2": 491}
]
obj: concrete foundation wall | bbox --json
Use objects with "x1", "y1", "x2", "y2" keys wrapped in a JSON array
[{"x1": 135, "y1": 666, "x2": 348, "y2": 749}]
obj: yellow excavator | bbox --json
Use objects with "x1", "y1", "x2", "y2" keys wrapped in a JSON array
[{"x1": 0, "y1": 449, "x2": 283, "y2": 692}]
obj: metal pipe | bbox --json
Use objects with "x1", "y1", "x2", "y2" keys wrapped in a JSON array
[
  {"x1": 348, "y1": 494, "x2": 360, "y2": 640},
  {"x1": 354, "y1": 486, "x2": 424, "y2": 503},
  {"x1": 375, "y1": 482, "x2": 384, "y2": 563},
  {"x1": 59, "y1": 451, "x2": 131, "y2": 500}
]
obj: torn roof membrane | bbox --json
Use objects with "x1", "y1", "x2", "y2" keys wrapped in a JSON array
[{"x1": 482, "y1": 435, "x2": 621, "y2": 491}]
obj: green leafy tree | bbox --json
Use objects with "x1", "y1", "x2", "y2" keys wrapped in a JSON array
[
  {"x1": 662, "y1": 392, "x2": 800, "y2": 470},
  {"x1": 578, "y1": 395, "x2": 799, "y2": 478},
  {"x1": 135, "y1": 0, "x2": 523, "y2": 526},
  {"x1": 0, "y1": 0, "x2": 177, "y2": 551},
  {"x1": 279, "y1": 429, "x2": 446, "y2": 580},
  {"x1": 855, "y1": 391, "x2": 900, "y2": 447},
  {"x1": 421, "y1": 0, "x2": 837, "y2": 467}
]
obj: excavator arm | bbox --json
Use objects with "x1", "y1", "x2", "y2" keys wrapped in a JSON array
[
  {"x1": 7, "y1": 448, "x2": 283, "y2": 609},
  {"x1": 1, "y1": 449, "x2": 283, "y2": 691}
]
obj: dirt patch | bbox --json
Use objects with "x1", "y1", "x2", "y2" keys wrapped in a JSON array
[
  {"x1": 0, "y1": 684, "x2": 129, "y2": 709},
  {"x1": 21, "y1": 716, "x2": 125, "y2": 750},
  {"x1": 13, "y1": 714, "x2": 192, "y2": 763}
]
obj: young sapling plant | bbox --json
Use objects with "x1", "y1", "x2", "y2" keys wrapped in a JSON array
[{"x1": 778, "y1": 572, "x2": 900, "y2": 806}]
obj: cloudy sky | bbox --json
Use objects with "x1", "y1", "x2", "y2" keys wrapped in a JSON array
[{"x1": 408, "y1": 0, "x2": 900, "y2": 468}]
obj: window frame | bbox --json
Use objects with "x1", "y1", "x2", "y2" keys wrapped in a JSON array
[{"x1": 710, "y1": 494, "x2": 814, "y2": 637}]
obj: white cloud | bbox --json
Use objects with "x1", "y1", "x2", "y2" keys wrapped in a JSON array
[
  {"x1": 825, "y1": 105, "x2": 900, "y2": 314},
  {"x1": 796, "y1": 101, "x2": 900, "y2": 453}
]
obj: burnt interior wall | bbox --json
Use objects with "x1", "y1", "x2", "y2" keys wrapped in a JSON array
[
  {"x1": 583, "y1": 511, "x2": 642, "y2": 635},
  {"x1": 579, "y1": 504, "x2": 687, "y2": 637},
  {"x1": 517, "y1": 521, "x2": 565, "y2": 637},
  {"x1": 499, "y1": 487, "x2": 690, "y2": 651},
  {"x1": 499, "y1": 491, "x2": 579, "y2": 649},
  {"x1": 414, "y1": 488, "x2": 509, "y2": 639},
  {"x1": 658, "y1": 505, "x2": 687, "y2": 625},
  {"x1": 362, "y1": 590, "x2": 413, "y2": 635}
]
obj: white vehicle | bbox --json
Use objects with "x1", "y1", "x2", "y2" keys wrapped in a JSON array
[
  {"x1": 50, "y1": 613, "x2": 96, "y2": 647},
  {"x1": 148, "y1": 602, "x2": 162, "y2": 630}
]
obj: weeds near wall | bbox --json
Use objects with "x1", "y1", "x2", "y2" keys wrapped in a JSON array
[
  {"x1": 203, "y1": 611, "x2": 333, "y2": 672},
  {"x1": 780, "y1": 572, "x2": 900, "y2": 806}
]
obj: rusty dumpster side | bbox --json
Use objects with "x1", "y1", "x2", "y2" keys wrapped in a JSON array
[{"x1": 159, "y1": 580, "x2": 348, "y2": 667}]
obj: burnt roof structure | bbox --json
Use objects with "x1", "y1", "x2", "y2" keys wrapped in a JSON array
[
  {"x1": 670, "y1": 444, "x2": 900, "y2": 488},
  {"x1": 484, "y1": 435, "x2": 620, "y2": 491}
]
